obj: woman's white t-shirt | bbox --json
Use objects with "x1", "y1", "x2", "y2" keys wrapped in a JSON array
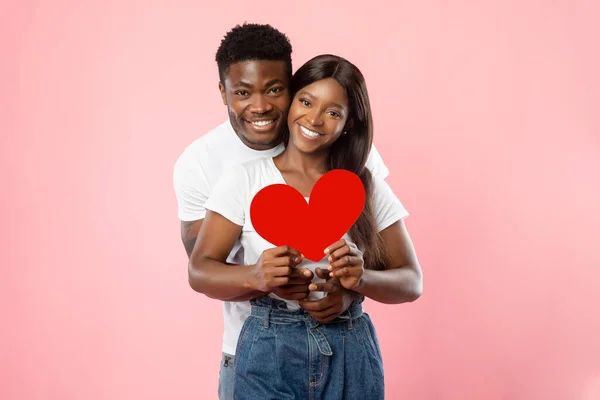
[{"x1": 204, "y1": 157, "x2": 409, "y2": 310}]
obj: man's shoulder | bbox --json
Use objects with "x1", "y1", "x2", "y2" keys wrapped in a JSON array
[
  {"x1": 175, "y1": 120, "x2": 234, "y2": 170},
  {"x1": 234, "y1": 157, "x2": 275, "y2": 180},
  {"x1": 182, "y1": 120, "x2": 233, "y2": 155},
  {"x1": 217, "y1": 157, "x2": 270, "y2": 183},
  {"x1": 239, "y1": 156, "x2": 271, "y2": 170}
]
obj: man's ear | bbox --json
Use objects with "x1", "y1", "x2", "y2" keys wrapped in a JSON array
[{"x1": 218, "y1": 82, "x2": 227, "y2": 106}]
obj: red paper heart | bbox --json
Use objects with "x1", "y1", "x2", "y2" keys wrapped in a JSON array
[{"x1": 250, "y1": 169, "x2": 365, "y2": 262}]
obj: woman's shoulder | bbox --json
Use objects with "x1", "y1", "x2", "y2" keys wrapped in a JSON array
[{"x1": 370, "y1": 172, "x2": 394, "y2": 195}]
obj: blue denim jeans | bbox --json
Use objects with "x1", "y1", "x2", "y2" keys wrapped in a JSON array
[
  {"x1": 218, "y1": 352, "x2": 235, "y2": 400},
  {"x1": 233, "y1": 296, "x2": 384, "y2": 400}
]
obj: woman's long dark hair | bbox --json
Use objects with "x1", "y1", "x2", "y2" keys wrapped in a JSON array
[{"x1": 284, "y1": 54, "x2": 387, "y2": 270}]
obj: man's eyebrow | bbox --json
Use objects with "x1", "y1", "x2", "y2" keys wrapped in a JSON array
[
  {"x1": 231, "y1": 81, "x2": 253, "y2": 88},
  {"x1": 298, "y1": 91, "x2": 346, "y2": 110},
  {"x1": 265, "y1": 79, "x2": 285, "y2": 87}
]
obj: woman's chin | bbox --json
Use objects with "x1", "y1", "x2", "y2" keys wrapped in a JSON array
[{"x1": 290, "y1": 137, "x2": 324, "y2": 153}]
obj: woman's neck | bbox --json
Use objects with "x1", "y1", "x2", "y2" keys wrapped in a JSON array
[{"x1": 274, "y1": 145, "x2": 329, "y2": 176}]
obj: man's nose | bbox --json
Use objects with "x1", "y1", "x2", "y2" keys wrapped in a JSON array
[{"x1": 248, "y1": 95, "x2": 273, "y2": 114}]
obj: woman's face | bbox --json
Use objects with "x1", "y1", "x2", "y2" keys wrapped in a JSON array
[{"x1": 287, "y1": 78, "x2": 349, "y2": 155}]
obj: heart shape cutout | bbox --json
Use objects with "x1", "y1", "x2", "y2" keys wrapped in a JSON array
[{"x1": 250, "y1": 169, "x2": 365, "y2": 262}]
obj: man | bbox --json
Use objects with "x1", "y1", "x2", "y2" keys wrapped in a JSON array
[{"x1": 173, "y1": 23, "x2": 390, "y2": 400}]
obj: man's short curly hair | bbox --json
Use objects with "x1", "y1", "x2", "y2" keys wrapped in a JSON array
[{"x1": 215, "y1": 23, "x2": 293, "y2": 84}]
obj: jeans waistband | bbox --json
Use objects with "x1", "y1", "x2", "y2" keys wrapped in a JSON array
[
  {"x1": 249, "y1": 296, "x2": 364, "y2": 357},
  {"x1": 249, "y1": 296, "x2": 364, "y2": 324}
]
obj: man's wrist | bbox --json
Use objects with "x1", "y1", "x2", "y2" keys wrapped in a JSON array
[{"x1": 243, "y1": 264, "x2": 261, "y2": 291}]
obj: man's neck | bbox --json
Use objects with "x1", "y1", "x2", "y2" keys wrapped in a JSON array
[{"x1": 234, "y1": 131, "x2": 282, "y2": 151}]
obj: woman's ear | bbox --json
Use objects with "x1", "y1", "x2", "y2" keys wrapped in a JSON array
[{"x1": 343, "y1": 119, "x2": 355, "y2": 134}]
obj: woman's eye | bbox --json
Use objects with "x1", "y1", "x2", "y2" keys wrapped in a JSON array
[{"x1": 299, "y1": 99, "x2": 310, "y2": 107}]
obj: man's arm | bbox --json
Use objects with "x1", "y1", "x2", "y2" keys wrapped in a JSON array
[
  {"x1": 188, "y1": 211, "x2": 265, "y2": 300},
  {"x1": 181, "y1": 219, "x2": 203, "y2": 259},
  {"x1": 180, "y1": 216, "x2": 265, "y2": 300},
  {"x1": 181, "y1": 218, "x2": 263, "y2": 301},
  {"x1": 190, "y1": 210, "x2": 307, "y2": 301}
]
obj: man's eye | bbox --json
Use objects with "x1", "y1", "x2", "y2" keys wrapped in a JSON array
[{"x1": 234, "y1": 91, "x2": 249, "y2": 96}]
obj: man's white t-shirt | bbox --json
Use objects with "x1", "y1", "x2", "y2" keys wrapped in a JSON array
[{"x1": 173, "y1": 119, "x2": 391, "y2": 355}]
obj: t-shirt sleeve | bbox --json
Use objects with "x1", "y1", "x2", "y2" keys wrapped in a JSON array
[
  {"x1": 173, "y1": 150, "x2": 211, "y2": 221},
  {"x1": 365, "y1": 143, "x2": 390, "y2": 180},
  {"x1": 203, "y1": 164, "x2": 248, "y2": 227},
  {"x1": 371, "y1": 175, "x2": 409, "y2": 232}
]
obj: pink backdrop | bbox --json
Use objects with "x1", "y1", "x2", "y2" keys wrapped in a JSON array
[{"x1": 2, "y1": 1, "x2": 599, "y2": 399}]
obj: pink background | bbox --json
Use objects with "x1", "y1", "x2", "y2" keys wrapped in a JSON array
[{"x1": 2, "y1": 1, "x2": 599, "y2": 399}]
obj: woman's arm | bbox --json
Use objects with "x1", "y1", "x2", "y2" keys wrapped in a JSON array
[
  {"x1": 326, "y1": 219, "x2": 423, "y2": 304},
  {"x1": 355, "y1": 219, "x2": 422, "y2": 304}
]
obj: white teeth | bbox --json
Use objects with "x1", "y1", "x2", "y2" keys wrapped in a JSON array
[
  {"x1": 251, "y1": 120, "x2": 273, "y2": 127},
  {"x1": 300, "y1": 125, "x2": 320, "y2": 137}
]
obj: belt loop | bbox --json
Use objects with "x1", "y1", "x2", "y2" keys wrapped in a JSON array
[
  {"x1": 347, "y1": 308, "x2": 353, "y2": 330},
  {"x1": 263, "y1": 307, "x2": 271, "y2": 329}
]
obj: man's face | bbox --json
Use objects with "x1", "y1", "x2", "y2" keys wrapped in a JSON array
[{"x1": 219, "y1": 60, "x2": 291, "y2": 150}]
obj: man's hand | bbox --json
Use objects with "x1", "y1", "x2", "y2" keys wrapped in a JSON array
[
  {"x1": 298, "y1": 268, "x2": 358, "y2": 323},
  {"x1": 272, "y1": 267, "x2": 314, "y2": 301},
  {"x1": 248, "y1": 246, "x2": 304, "y2": 293}
]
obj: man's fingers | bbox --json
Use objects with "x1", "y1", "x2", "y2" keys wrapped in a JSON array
[
  {"x1": 284, "y1": 278, "x2": 311, "y2": 287},
  {"x1": 314, "y1": 267, "x2": 331, "y2": 280},
  {"x1": 307, "y1": 306, "x2": 341, "y2": 321},
  {"x1": 298, "y1": 297, "x2": 332, "y2": 311},
  {"x1": 271, "y1": 266, "x2": 293, "y2": 277},
  {"x1": 269, "y1": 246, "x2": 302, "y2": 260},
  {"x1": 308, "y1": 282, "x2": 338, "y2": 293},
  {"x1": 278, "y1": 283, "x2": 310, "y2": 293},
  {"x1": 290, "y1": 267, "x2": 313, "y2": 280},
  {"x1": 276, "y1": 291, "x2": 310, "y2": 300},
  {"x1": 306, "y1": 305, "x2": 335, "y2": 318},
  {"x1": 268, "y1": 276, "x2": 290, "y2": 287},
  {"x1": 269, "y1": 256, "x2": 296, "y2": 268},
  {"x1": 312, "y1": 310, "x2": 342, "y2": 323}
]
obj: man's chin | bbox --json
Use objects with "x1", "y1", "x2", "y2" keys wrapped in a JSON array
[{"x1": 239, "y1": 132, "x2": 281, "y2": 149}]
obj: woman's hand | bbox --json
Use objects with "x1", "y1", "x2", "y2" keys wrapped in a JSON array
[{"x1": 324, "y1": 239, "x2": 364, "y2": 290}]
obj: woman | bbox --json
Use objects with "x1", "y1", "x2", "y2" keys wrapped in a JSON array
[{"x1": 195, "y1": 54, "x2": 422, "y2": 399}]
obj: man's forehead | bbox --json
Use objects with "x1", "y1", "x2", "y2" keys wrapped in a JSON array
[{"x1": 224, "y1": 60, "x2": 289, "y2": 85}]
